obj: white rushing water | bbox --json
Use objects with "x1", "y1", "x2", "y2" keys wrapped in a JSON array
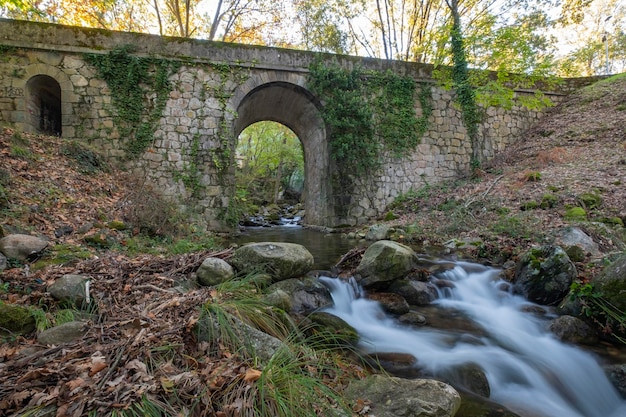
[{"x1": 321, "y1": 262, "x2": 626, "y2": 417}]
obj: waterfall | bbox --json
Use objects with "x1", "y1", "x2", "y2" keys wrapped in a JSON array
[{"x1": 320, "y1": 262, "x2": 626, "y2": 417}]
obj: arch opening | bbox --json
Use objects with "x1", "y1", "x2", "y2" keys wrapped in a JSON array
[
  {"x1": 26, "y1": 75, "x2": 62, "y2": 136},
  {"x1": 234, "y1": 81, "x2": 332, "y2": 227},
  {"x1": 236, "y1": 121, "x2": 304, "y2": 224}
]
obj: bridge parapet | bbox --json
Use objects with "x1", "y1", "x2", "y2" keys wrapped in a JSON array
[{"x1": 0, "y1": 18, "x2": 595, "y2": 230}]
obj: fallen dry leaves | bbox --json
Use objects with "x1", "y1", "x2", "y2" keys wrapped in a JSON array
[{"x1": 0, "y1": 248, "x2": 248, "y2": 416}]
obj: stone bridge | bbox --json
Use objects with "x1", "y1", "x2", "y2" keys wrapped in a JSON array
[{"x1": 0, "y1": 18, "x2": 590, "y2": 231}]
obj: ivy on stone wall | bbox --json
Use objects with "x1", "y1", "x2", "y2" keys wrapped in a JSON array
[
  {"x1": 84, "y1": 46, "x2": 180, "y2": 158},
  {"x1": 0, "y1": 45, "x2": 17, "y2": 62},
  {"x1": 449, "y1": 22, "x2": 482, "y2": 167},
  {"x1": 308, "y1": 61, "x2": 431, "y2": 175}
]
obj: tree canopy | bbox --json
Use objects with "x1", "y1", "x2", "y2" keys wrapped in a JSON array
[{"x1": 1, "y1": 0, "x2": 623, "y2": 76}]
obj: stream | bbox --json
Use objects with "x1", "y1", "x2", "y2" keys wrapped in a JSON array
[
  {"x1": 234, "y1": 224, "x2": 626, "y2": 417},
  {"x1": 321, "y1": 262, "x2": 626, "y2": 417}
]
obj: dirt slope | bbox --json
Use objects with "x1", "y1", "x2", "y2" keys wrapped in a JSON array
[{"x1": 385, "y1": 74, "x2": 626, "y2": 269}]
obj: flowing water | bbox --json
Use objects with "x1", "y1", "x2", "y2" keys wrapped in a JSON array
[{"x1": 320, "y1": 262, "x2": 626, "y2": 417}]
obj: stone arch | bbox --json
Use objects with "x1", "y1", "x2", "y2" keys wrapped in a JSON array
[
  {"x1": 13, "y1": 63, "x2": 73, "y2": 136},
  {"x1": 26, "y1": 75, "x2": 62, "y2": 135},
  {"x1": 232, "y1": 73, "x2": 333, "y2": 226}
]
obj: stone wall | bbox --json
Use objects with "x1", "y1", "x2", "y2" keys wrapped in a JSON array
[
  {"x1": 0, "y1": 18, "x2": 582, "y2": 230},
  {"x1": 344, "y1": 88, "x2": 548, "y2": 224}
]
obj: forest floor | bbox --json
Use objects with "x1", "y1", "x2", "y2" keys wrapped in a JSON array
[{"x1": 0, "y1": 74, "x2": 625, "y2": 416}]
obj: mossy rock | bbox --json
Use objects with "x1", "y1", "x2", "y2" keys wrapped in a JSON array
[
  {"x1": 520, "y1": 201, "x2": 539, "y2": 211},
  {"x1": 307, "y1": 311, "x2": 359, "y2": 347},
  {"x1": 590, "y1": 253, "x2": 626, "y2": 311},
  {"x1": 107, "y1": 220, "x2": 128, "y2": 230},
  {"x1": 565, "y1": 245, "x2": 586, "y2": 262},
  {"x1": 540, "y1": 193, "x2": 558, "y2": 209},
  {"x1": 383, "y1": 211, "x2": 398, "y2": 221},
  {"x1": 565, "y1": 207, "x2": 587, "y2": 221},
  {"x1": 577, "y1": 192, "x2": 602, "y2": 209},
  {"x1": 600, "y1": 217, "x2": 624, "y2": 227},
  {"x1": 0, "y1": 302, "x2": 36, "y2": 337},
  {"x1": 514, "y1": 245, "x2": 577, "y2": 305},
  {"x1": 84, "y1": 231, "x2": 115, "y2": 248},
  {"x1": 230, "y1": 242, "x2": 314, "y2": 281}
]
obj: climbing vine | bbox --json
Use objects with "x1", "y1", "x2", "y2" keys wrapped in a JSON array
[
  {"x1": 308, "y1": 61, "x2": 431, "y2": 175},
  {"x1": 84, "y1": 46, "x2": 180, "y2": 158},
  {"x1": 0, "y1": 45, "x2": 17, "y2": 62},
  {"x1": 449, "y1": 21, "x2": 482, "y2": 168}
]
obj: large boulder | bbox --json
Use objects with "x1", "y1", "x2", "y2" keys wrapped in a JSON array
[
  {"x1": 555, "y1": 227, "x2": 601, "y2": 257},
  {"x1": 436, "y1": 362, "x2": 490, "y2": 398},
  {"x1": 264, "y1": 276, "x2": 333, "y2": 313},
  {"x1": 196, "y1": 311, "x2": 284, "y2": 363},
  {"x1": 229, "y1": 242, "x2": 314, "y2": 282},
  {"x1": 590, "y1": 253, "x2": 626, "y2": 311},
  {"x1": 549, "y1": 315, "x2": 598, "y2": 345},
  {"x1": 344, "y1": 374, "x2": 461, "y2": 417},
  {"x1": 365, "y1": 224, "x2": 391, "y2": 241},
  {"x1": 196, "y1": 257, "x2": 235, "y2": 287},
  {"x1": 604, "y1": 364, "x2": 626, "y2": 398},
  {"x1": 0, "y1": 234, "x2": 48, "y2": 261},
  {"x1": 307, "y1": 311, "x2": 360, "y2": 346},
  {"x1": 355, "y1": 240, "x2": 418, "y2": 289},
  {"x1": 388, "y1": 279, "x2": 439, "y2": 306},
  {"x1": 513, "y1": 245, "x2": 577, "y2": 305}
]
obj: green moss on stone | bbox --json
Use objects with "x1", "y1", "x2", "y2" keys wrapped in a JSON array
[
  {"x1": 600, "y1": 217, "x2": 624, "y2": 227},
  {"x1": 520, "y1": 201, "x2": 539, "y2": 211},
  {"x1": 565, "y1": 206, "x2": 587, "y2": 221},
  {"x1": 540, "y1": 193, "x2": 558, "y2": 209},
  {"x1": 577, "y1": 192, "x2": 602, "y2": 210},
  {"x1": 565, "y1": 245, "x2": 586, "y2": 262},
  {"x1": 384, "y1": 211, "x2": 398, "y2": 221},
  {"x1": 0, "y1": 301, "x2": 36, "y2": 336}
]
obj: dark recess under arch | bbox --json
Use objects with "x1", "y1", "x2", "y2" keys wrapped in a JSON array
[{"x1": 26, "y1": 75, "x2": 62, "y2": 136}]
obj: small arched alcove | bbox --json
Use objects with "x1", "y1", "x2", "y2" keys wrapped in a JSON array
[
  {"x1": 234, "y1": 81, "x2": 332, "y2": 226},
  {"x1": 26, "y1": 75, "x2": 62, "y2": 136}
]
